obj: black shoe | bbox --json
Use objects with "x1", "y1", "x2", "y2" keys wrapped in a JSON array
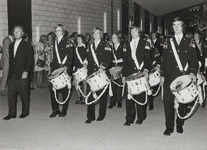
[
  {"x1": 85, "y1": 118, "x2": 95, "y2": 124},
  {"x1": 97, "y1": 117, "x2": 104, "y2": 121},
  {"x1": 49, "y1": 110, "x2": 60, "y2": 118},
  {"x1": 136, "y1": 119, "x2": 143, "y2": 124},
  {"x1": 59, "y1": 111, "x2": 67, "y2": 117},
  {"x1": 164, "y1": 128, "x2": 174, "y2": 136},
  {"x1": 80, "y1": 100, "x2": 85, "y2": 104},
  {"x1": 3, "y1": 115, "x2": 16, "y2": 120},
  {"x1": 176, "y1": 126, "x2": 183, "y2": 134},
  {"x1": 149, "y1": 105, "x2": 154, "y2": 110},
  {"x1": 19, "y1": 114, "x2": 29, "y2": 118},
  {"x1": 76, "y1": 100, "x2": 80, "y2": 104},
  {"x1": 117, "y1": 102, "x2": 122, "y2": 108},
  {"x1": 124, "y1": 121, "x2": 131, "y2": 126},
  {"x1": 108, "y1": 104, "x2": 115, "y2": 109}
]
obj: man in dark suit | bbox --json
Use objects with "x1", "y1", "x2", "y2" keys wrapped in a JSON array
[
  {"x1": 0, "y1": 30, "x2": 14, "y2": 96},
  {"x1": 3, "y1": 26, "x2": 34, "y2": 120},
  {"x1": 48, "y1": 24, "x2": 73, "y2": 118},
  {"x1": 85, "y1": 27, "x2": 112, "y2": 123},
  {"x1": 122, "y1": 24, "x2": 152, "y2": 126},
  {"x1": 160, "y1": 17, "x2": 198, "y2": 135}
]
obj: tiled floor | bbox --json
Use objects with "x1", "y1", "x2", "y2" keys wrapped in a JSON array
[{"x1": 0, "y1": 78, "x2": 207, "y2": 150}]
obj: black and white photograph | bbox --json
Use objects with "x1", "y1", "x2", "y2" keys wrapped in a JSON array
[{"x1": 0, "y1": 0, "x2": 207, "y2": 149}]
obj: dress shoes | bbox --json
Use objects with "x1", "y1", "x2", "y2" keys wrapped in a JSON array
[
  {"x1": 108, "y1": 104, "x2": 115, "y2": 109},
  {"x1": 117, "y1": 102, "x2": 122, "y2": 108},
  {"x1": 59, "y1": 111, "x2": 67, "y2": 117},
  {"x1": 85, "y1": 118, "x2": 95, "y2": 124},
  {"x1": 176, "y1": 126, "x2": 183, "y2": 134},
  {"x1": 163, "y1": 128, "x2": 174, "y2": 136},
  {"x1": 97, "y1": 117, "x2": 104, "y2": 121},
  {"x1": 3, "y1": 115, "x2": 16, "y2": 120},
  {"x1": 19, "y1": 114, "x2": 29, "y2": 118},
  {"x1": 149, "y1": 105, "x2": 154, "y2": 110},
  {"x1": 136, "y1": 119, "x2": 143, "y2": 124},
  {"x1": 49, "y1": 110, "x2": 60, "y2": 118},
  {"x1": 124, "y1": 121, "x2": 132, "y2": 126}
]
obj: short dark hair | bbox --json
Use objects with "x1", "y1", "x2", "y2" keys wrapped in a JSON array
[
  {"x1": 77, "y1": 34, "x2": 85, "y2": 43},
  {"x1": 112, "y1": 31, "x2": 123, "y2": 43},
  {"x1": 70, "y1": 32, "x2": 78, "y2": 38},
  {"x1": 93, "y1": 27, "x2": 103, "y2": 38},
  {"x1": 85, "y1": 33, "x2": 91, "y2": 41}
]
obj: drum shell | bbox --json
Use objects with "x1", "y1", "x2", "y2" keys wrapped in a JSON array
[
  {"x1": 86, "y1": 70, "x2": 110, "y2": 93},
  {"x1": 170, "y1": 75, "x2": 199, "y2": 104},
  {"x1": 109, "y1": 66, "x2": 122, "y2": 80},
  {"x1": 48, "y1": 67, "x2": 71, "y2": 90},
  {"x1": 73, "y1": 67, "x2": 88, "y2": 83},
  {"x1": 148, "y1": 70, "x2": 161, "y2": 87},
  {"x1": 126, "y1": 73, "x2": 150, "y2": 95}
]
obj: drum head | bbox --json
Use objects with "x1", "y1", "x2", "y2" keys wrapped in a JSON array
[
  {"x1": 48, "y1": 67, "x2": 65, "y2": 80},
  {"x1": 126, "y1": 72, "x2": 144, "y2": 81},
  {"x1": 170, "y1": 75, "x2": 191, "y2": 92},
  {"x1": 109, "y1": 66, "x2": 122, "y2": 73}
]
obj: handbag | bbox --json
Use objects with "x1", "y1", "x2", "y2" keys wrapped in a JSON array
[{"x1": 36, "y1": 58, "x2": 45, "y2": 68}]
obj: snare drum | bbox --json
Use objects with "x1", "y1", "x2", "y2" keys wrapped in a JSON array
[
  {"x1": 109, "y1": 66, "x2": 122, "y2": 80},
  {"x1": 86, "y1": 70, "x2": 110, "y2": 92},
  {"x1": 170, "y1": 75, "x2": 199, "y2": 104},
  {"x1": 126, "y1": 72, "x2": 150, "y2": 95},
  {"x1": 73, "y1": 67, "x2": 87, "y2": 83},
  {"x1": 148, "y1": 69, "x2": 161, "y2": 87},
  {"x1": 48, "y1": 67, "x2": 71, "y2": 90}
]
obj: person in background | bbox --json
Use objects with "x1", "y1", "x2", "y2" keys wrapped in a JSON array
[
  {"x1": 3, "y1": 26, "x2": 33, "y2": 120},
  {"x1": 73, "y1": 34, "x2": 87, "y2": 104},
  {"x1": 85, "y1": 33, "x2": 92, "y2": 49},
  {"x1": 108, "y1": 31, "x2": 124, "y2": 109},
  {"x1": 35, "y1": 35, "x2": 47, "y2": 88},
  {"x1": 70, "y1": 32, "x2": 78, "y2": 47},
  {"x1": 0, "y1": 30, "x2": 14, "y2": 96},
  {"x1": 103, "y1": 33, "x2": 110, "y2": 42},
  {"x1": 45, "y1": 32, "x2": 55, "y2": 75}
]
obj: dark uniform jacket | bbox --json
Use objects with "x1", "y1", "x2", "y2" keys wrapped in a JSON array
[
  {"x1": 122, "y1": 38, "x2": 152, "y2": 77},
  {"x1": 161, "y1": 36, "x2": 198, "y2": 84},
  {"x1": 194, "y1": 40, "x2": 206, "y2": 72},
  {"x1": 73, "y1": 45, "x2": 87, "y2": 71},
  {"x1": 8, "y1": 40, "x2": 34, "y2": 80},
  {"x1": 152, "y1": 38, "x2": 163, "y2": 56},
  {"x1": 50, "y1": 36, "x2": 73, "y2": 75},
  {"x1": 86, "y1": 40, "x2": 112, "y2": 76},
  {"x1": 111, "y1": 43, "x2": 124, "y2": 68}
]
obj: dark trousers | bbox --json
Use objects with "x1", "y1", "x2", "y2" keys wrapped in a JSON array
[
  {"x1": 148, "y1": 84, "x2": 160, "y2": 107},
  {"x1": 163, "y1": 82, "x2": 186, "y2": 129},
  {"x1": 48, "y1": 83, "x2": 70, "y2": 112},
  {"x1": 87, "y1": 88, "x2": 108, "y2": 120},
  {"x1": 110, "y1": 78, "x2": 122, "y2": 105},
  {"x1": 7, "y1": 78, "x2": 30, "y2": 116},
  {"x1": 125, "y1": 92, "x2": 147, "y2": 122}
]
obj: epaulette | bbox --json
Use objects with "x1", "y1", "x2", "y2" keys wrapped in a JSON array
[
  {"x1": 163, "y1": 39, "x2": 168, "y2": 49},
  {"x1": 145, "y1": 42, "x2": 151, "y2": 50},
  {"x1": 189, "y1": 38, "x2": 196, "y2": 48}
]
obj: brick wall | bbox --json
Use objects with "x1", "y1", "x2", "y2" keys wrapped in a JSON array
[{"x1": 0, "y1": 0, "x2": 162, "y2": 45}]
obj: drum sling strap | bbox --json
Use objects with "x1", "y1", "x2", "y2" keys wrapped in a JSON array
[
  {"x1": 52, "y1": 41, "x2": 71, "y2": 105},
  {"x1": 84, "y1": 44, "x2": 110, "y2": 105},
  {"x1": 75, "y1": 44, "x2": 87, "y2": 65}
]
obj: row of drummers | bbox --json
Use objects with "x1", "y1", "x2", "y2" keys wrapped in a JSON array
[{"x1": 48, "y1": 25, "x2": 206, "y2": 125}]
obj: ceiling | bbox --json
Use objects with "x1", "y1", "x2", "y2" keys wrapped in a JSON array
[{"x1": 133, "y1": 0, "x2": 207, "y2": 16}]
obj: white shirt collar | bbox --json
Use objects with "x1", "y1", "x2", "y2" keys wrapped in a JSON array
[
  {"x1": 175, "y1": 33, "x2": 183, "y2": 40},
  {"x1": 131, "y1": 37, "x2": 140, "y2": 43},
  {"x1": 114, "y1": 43, "x2": 120, "y2": 50},
  {"x1": 57, "y1": 35, "x2": 63, "y2": 43}
]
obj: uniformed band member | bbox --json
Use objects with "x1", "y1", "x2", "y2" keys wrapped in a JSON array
[
  {"x1": 160, "y1": 17, "x2": 198, "y2": 135},
  {"x1": 73, "y1": 34, "x2": 87, "y2": 104},
  {"x1": 85, "y1": 27, "x2": 112, "y2": 123},
  {"x1": 148, "y1": 32, "x2": 162, "y2": 110},
  {"x1": 108, "y1": 31, "x2": 124, "y2": 109},
  {"x1": 48, "y1": 24, "x2": 73, "y2": 118},
  {"x1": 122, "y1": 24, "x2": 152, "y2": 126}
]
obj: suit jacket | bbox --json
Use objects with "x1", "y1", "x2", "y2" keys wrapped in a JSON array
[
  {"x1": 86, "y1": 40, "x2": 112, "y2": 76},
  {"x1": 50, "y1": 36, "x2": 73, "y2": 75},
  {"x1": 153, "y1": 38, "x2": 163, "y2": 56},
  {"x1": 122, "y1": 39, "x2": 152, "y2": 77},
  {"x1": 2, "y1": 36, "x2": 13, "y2": 65},
  {"x1": 161, "y1": 36, "x2": 198, "y2": 84},
  {"x1": 8, "y1": 40, "x2": 34, "y2": 80}
]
